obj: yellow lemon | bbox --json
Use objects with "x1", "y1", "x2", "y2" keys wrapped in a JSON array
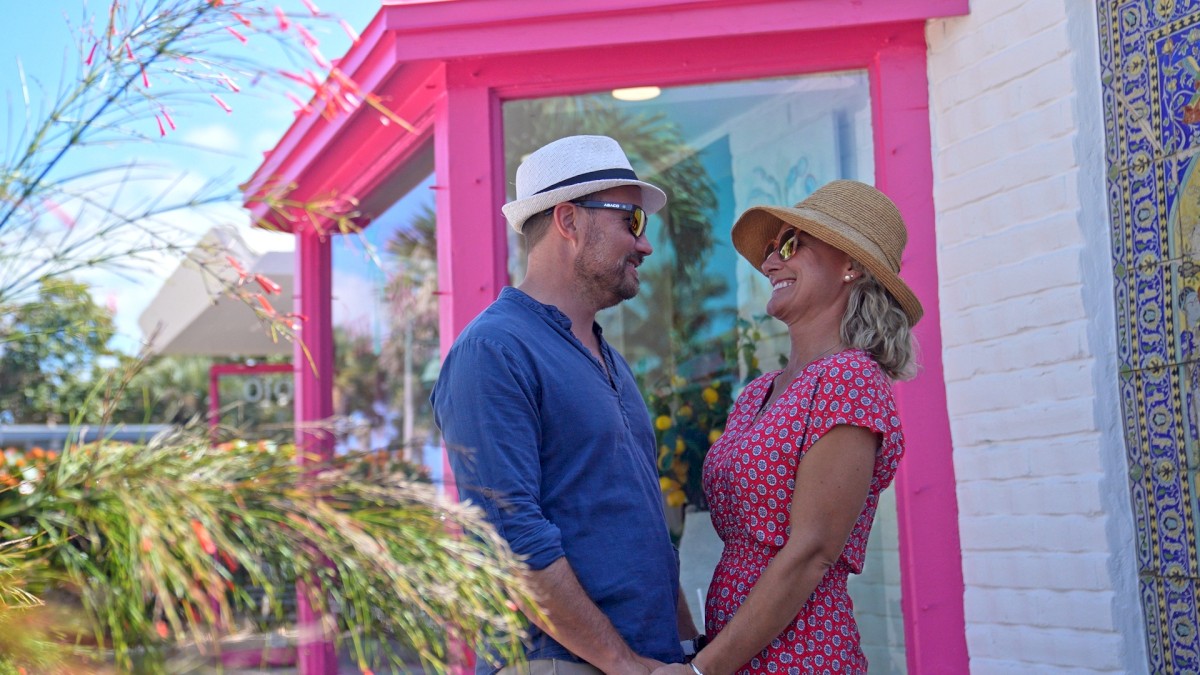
[
  {"x1": 709, "y1": 428, "x2": 723, "y2": 444},
  {"x1": 678, "y1": 405, "x2": 693, "y2": 418},
  {"x1": 702, "y1": 387, "x2": 719, "y2": 405},
  {"x1": 660, "y1": 476, "x2": 680, "y2": 491},
  {"x1": 675, "y1": 437, "x2": 686, "y2": 453},
  {"x1": 673, "y1": 462, "x2": 689, "y2": 482},
  {"x1": 655, "y1": 415, "x2": 673, "y2": 431},
  {"x1": 666, "y1": 491, "x2": 687, "y2": 507}
]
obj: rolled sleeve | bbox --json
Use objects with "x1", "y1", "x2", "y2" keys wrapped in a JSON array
[{"x1": 432, "y1": 337, "x2": 564, "y2": 570}]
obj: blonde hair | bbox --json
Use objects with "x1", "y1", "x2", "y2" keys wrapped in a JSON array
[{"x1": 840, "y1": 265, "x2": 917, "y2": 380}]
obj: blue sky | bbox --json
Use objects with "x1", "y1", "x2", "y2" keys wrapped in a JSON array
[{"x1": 2, "y1": 1, "x2": 381, "y2": 351}]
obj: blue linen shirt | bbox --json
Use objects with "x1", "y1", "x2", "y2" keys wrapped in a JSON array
[{"x1": 431, "y1": 287, "x2": 684, "y2": 674}]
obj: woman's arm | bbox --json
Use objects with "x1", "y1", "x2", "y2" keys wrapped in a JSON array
[{"x1": 665, "y1": 424, "x2": 877, "y2": 675}]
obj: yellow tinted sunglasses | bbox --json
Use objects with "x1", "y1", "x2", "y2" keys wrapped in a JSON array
[{"x1": 570, "y1": 200, "x2": 648, "y2": 238}]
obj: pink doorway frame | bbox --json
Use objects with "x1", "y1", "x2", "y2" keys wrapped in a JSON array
[{"x1": 243, "y1": 2, "x2": 969, "y2": 673}]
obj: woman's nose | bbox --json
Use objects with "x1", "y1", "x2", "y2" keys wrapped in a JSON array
[{"x1": 761, "y1": 252, "x2": 780, "y2": 275}]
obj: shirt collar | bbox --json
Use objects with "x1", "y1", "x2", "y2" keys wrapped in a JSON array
[
  {"x1": 500, "y1": 286, "x2": 606, "y2": 338},
  {"x1": 501, "y1": 286, "x2": 573, "y2": 331}
]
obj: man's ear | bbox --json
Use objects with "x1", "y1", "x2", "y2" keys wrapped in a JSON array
[{"x1": 551, "y1": 202, "x2": 580, "y2": 242}]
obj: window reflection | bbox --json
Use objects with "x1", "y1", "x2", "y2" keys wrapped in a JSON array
[
  {"x1": 331, "y1": 146, "x2": 441, "y2": 484},
  {"x1": 503, "y1": 73, "x2": 905, "y2": 673}
]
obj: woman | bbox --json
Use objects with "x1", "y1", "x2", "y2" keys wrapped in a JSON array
[{"x1": 659, "y1": 180, "x2": 922, "y2": 675}]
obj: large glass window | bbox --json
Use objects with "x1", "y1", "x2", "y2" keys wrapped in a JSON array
[
  {"x1": 331, "y1": 144, "x2": 441, "y2": 482},
  {"x1": 503, "y1": 73, "x2": 905, "y2": 672}
]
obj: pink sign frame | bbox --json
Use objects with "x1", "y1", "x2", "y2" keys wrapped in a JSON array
[{"x1": 207, "y1": 362, "x2": 294, "y2": 437}]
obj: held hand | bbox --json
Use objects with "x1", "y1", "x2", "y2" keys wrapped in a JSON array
[
  {"x1": 636, "y1": 657, "x2": 666, "y2": 673},
  {"x1": 606, "y1": 654, "x2": 662, "y2": 675},
  {"x1": 650, "y1": 664, "x2": 693, "y2": 675}
]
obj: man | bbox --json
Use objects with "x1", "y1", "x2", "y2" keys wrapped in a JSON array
[{"x1": 431, "y1": 135, "x2": 698, "y2": 675}]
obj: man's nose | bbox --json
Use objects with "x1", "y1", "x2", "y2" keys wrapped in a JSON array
[{"x1": 635, "y1": 233, "x2": 653, "y2": 256}]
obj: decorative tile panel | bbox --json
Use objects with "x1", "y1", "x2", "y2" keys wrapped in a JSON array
[{"x1": 1102, "y1": 1, "x2": 1200, "y2": 670}]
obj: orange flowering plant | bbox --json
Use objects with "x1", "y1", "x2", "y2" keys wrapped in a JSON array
[
  {"x1": 0, "y1": 447, "x2": 58, "y2": 493},
  {"x1": 0, "y1": 429, "x2": 532, "y2": 673}
]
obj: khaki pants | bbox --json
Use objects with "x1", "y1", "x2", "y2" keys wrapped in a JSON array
[{"x1": 498, "y1": 659, "x2": 604, "y2": 675}]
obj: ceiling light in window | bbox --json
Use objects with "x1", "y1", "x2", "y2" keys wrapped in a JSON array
[{"x1": 611, "y1": 86, "x2": 661, "y2": 101}]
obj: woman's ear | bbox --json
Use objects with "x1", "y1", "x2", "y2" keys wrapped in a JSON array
[{"x1": 841, "y1": 257, "x2": 860, "y2": 283}]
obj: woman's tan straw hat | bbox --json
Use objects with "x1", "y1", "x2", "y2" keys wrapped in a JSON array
[{"x1": 731, "y1": 179, "x2": 923, "y2": 325}]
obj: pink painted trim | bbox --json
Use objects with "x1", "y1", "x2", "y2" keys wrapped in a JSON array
[
  {"x1": 292, "y1": 230, "x2": 337, "y2": 675},
  {"x1": 210, "y1": 363, "x2": 295, "y2": 376},
  {"x1": 293, "y1": 231, "x2": 334, "y2": 456},
  {"x1": 207, "y1": 363, "x2": 293, "y2": 438},
  {"x1": 432, "y1": 76, "x2": 508, "y2": 499},
  {"x1": 870, "y1": 30, "x2": 969, "y2": 674},
  {"x1": 242, "y1": 8, "x2": 398, "y2": 224},
  {"x1": 466, "y1": 24, "x2": 897, "y2": 98},
  {"x1": 210, "y1": 367, "x2": 220, "y2": 438},
  {"x1": 245, "y1": 62, "x2": 444, "y2": 232},
  {"x1": 377, "y1": 0, "x2": 967, "y2": 61}
]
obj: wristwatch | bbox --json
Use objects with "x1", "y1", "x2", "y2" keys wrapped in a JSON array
[{"x1": 680, "y1": 635, "x2": 707, "y2": 661}]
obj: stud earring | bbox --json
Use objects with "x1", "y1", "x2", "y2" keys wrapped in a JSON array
[{"x1": 843, "y1": 274, "x2": 854, "y2": 282}]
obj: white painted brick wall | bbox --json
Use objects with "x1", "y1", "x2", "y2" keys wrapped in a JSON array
[{"x1": 927, "y1": 1, "x2": 1144, "y2": 673}]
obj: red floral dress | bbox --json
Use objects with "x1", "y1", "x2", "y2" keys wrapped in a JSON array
[{"x1": 702, "y1": 349, "x2": 904, "y2": 675}]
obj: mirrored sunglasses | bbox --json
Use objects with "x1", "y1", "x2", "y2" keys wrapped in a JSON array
[
  {"x1": 763, "y1": 227, "x2": 799, "y2": 262},
  {"x1": 570, "y1": 200, "x2": 647, "y2": 238}
]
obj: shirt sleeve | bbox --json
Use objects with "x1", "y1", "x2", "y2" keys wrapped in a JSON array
[
  {"x1": 431, "y1": 336, "x2": 564, "y2": 570},
  {"x1": 801, "y1": 354, "x2": 893, "y2": 456}
]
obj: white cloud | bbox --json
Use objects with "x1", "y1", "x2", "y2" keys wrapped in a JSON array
[
  {"x1": 181, "y1": 124, "x2": 242, "y2": 154},
  {"x1": 251, "y1": 129, "x2": 286, "y2": 157}
]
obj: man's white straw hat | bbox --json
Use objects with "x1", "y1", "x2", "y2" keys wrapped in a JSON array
[{"x1": 502, "y1": 135, "x2": 667, "y2": 233}]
